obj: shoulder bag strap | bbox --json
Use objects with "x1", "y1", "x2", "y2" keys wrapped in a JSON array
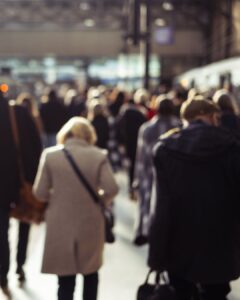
[
  {"x1": 8, "y1": 103, "x2": 25, "y2": 183},
  {"x1": 62, "y1": 148, "x2": 100, "y2": 205}
]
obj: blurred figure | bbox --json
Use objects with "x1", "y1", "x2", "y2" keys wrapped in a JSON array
[
  {"x1": 108, "y1": 89, "x2": 125, "y2": 117},
  {"x1": 64, "y1": 89, "x2": 87, "y2": 119},
  {"x1": 149, "y1": 98, "x2": 240, "y2": 300},
  {"x1": 88, "y1": 101, "x2": 110, "y2": 149},
  {"x1": 0, "y1": 91, "x2": 42, "y2": 296},
  {"x1": 33, "y1": 117, "x2": 118, "y2": 300},
  {"x1": 15, "y1": 92, "x2": 44, "y2": 286},
  {"x1": 213, "y1": 89, "x2": 240, "y2": 132},
  {"x1": 147, "y1": 94, "x2": 158, "y2": 119},
  {"x1": 133, "y1": 96, "x2": 180, "y2": 245},
  {"x1": 133, "y1": 88, "x2": 152, "y2": 119},
  {"x1": 107, "y1": 90, "x2": 126, "y2": 171},
  {"x1": 16, "y1": 92, "x2": 43, "y2": 135},
  {"x1": 39, "y1": 89, "x2": 67, "y2": 147},
  {"x1": 173, "y1": 89, "x2": 188, "y2": 117},
  {"x1": 188, "y1": 88, "x2": 200, "y2": 100},
  {"x1": 117, "y1": 96, "x2": 147, "y2": 198}
]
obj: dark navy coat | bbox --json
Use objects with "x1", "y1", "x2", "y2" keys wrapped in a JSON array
[{"x1": 148, "y1": 121, "x2": 240, "y2": 284}]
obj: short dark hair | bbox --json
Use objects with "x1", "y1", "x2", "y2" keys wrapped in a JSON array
[
  {"x1": 156, "y1": 95, "x2": 174, "y2": 116},
  {"x1": 213, "y1": 90, "x2": 236, "y2": 114},
  {"x1": 180, "y1": 96, "x2": 220, "y2": 121}
]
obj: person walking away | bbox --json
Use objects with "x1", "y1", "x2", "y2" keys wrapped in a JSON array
[
  {"x1": 213, "y1": 89, "x2": 240, "y2": 132},
  {"x1": 133, "y1": 95, "x2": 180, "y2": 245},
  {"x1": 16, "y1": 92, "x2": 44, "y2": 136},
  {"x1": 148, "y1": 97, "x2": 240, "y2": 300},
  {"x1": 0, "y1": 91, "x2": 42, "y2": 296},
  {"x1": 15, "y1": 92, "x2": 43, "y2": 284},
  {"x1": 39, "y1": 89, "x2": 67, "y2": 147},
  {"x1": 33, "y1": 117, "x2": 118, "y2": 300},
  {"x1": 116, "y1": 95, "x2": 147, "y2": 199},
  {"x1": 88, "y1": 101, "x2": 110, "y2": 149}
]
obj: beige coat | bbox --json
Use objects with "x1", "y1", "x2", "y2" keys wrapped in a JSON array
[{"x1": 33, "y1": 138, "x2": 118, "y2": 276}]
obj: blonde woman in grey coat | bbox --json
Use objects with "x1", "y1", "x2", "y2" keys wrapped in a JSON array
[{"x1": 33, "y1": 117, "x2": 118, "y2": 300}]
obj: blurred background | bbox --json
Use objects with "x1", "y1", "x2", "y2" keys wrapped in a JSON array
[{"x1": 0, "y1": 0, "x2": 239, "y2": 97}]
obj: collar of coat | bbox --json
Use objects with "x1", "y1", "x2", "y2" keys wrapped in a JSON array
[{"x1": 65, "y1": 137, "x2": 89, "y2": 147}]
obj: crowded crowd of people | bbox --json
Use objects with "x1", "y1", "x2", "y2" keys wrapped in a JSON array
[{"x1": 0, "y1": 82, "x2": 240, "y2": 300}]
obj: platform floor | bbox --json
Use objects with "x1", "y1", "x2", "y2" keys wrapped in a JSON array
[{"x1": 1, "y1": 172, "x2": 240, "y2": 300}]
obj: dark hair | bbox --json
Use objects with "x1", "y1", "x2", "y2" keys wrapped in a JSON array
[
  {"x1": 156, "y1": 96, "x2": 174, "y2": 116},
  {"x1": 48, "y1": 89, "x2": 58, "y2": 101},
  {"x1": 213, "y1": 91, "x2": 235, "y2": 114},
  {"x1": 176, "y1": 90, "x2": 188, "y2": 102}
]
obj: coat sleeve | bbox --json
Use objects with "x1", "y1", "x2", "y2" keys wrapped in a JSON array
[
  {"x1": 33, "y1": 150, "x2": 52, "y2": 202},
  {"x1": 98, "y1": 157, "x2": 119, "y2": 206},
  {"x1": 133, "y1": 124, "x2": 148, "y2": 187},
  {"x1": 17, "y1": 106, "x2": 42, "y2": 183},
  {"x1": 148, "y1": 144, "x2": 171, "y2": 271}
]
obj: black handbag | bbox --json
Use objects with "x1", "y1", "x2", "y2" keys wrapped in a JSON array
[
  {"x1": 137, "y1": 270, "x2": 177, "y2": 300},
  {"x1": 63, "y1": 148, "x2": 115, "y2": 243}
]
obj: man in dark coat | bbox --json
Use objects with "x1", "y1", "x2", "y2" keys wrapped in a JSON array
[
  {"x1": 116, "y1": 99, "x2": 147, "y2": 197},
  {"x1": 39, "y1": 89, "x2": 67, "y2": 147},
  {"x1": 148, "y1": 97, "x2": 240, "y2": 300},
  {"x1": 0, "y1": 91, "x2": 42, "y2": 295}
]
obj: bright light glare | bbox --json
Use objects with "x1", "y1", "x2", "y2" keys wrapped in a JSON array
[
  {"x1": 155, "y1": 18, "x2": 166, "y2": 27},
  {"x1": 0, "y1": 83, "x2": 9, "y2": 93},
  {"x1": 84, "y1": 19, "x2": 95, "y2": 27},
  {"x1": 162, "y1": 1, "x2": 174, "y2": 11},
  {"x1": 79, "y1": 2, "x2": 90, "y2": 11}
]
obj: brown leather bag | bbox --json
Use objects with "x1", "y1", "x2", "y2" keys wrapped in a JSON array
[{"x1": 9, "y1": 103, "x2": 46, "y2": 224}]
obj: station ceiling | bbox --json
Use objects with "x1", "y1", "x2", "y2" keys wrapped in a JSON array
[{"x1": 0, "y1": 0, "x2": 214, "y2": 31}]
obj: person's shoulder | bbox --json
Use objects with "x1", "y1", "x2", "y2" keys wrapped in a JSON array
[
  {"x1": 153, "y1": 127, "x2": 181, "y2": 156},
  {"x1": 89, "y1": 145, "x2": 108, "y2": 160},
  {"x1": 170, "y1": 116, "x2": 181, "y2": 126},
  {"x1": 161, "y1": 127, "x2": 181, "y2": 140},
  {"x1": 140, "y1": 118, "x2": 154, "y2": 132},
  {"x1": 42, "y1": 145, "x2": 64, "y2": 158}
]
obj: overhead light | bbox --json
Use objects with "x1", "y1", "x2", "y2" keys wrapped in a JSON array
[
  {"x1": 162, "y1": 1, "x2": 174, "y2": 11},
  {"x1": 84, "y1": 19, "x2": 95, "y2": 27},
  {"x1": 79, "y1": 2, "x2": 90, "y2": 11},
  {"x1": 155, "y1": 18, "x2": 166, "y2": 27},
  {"x1": 43, "y1": 57, "x2": 56, "y2": 67}
]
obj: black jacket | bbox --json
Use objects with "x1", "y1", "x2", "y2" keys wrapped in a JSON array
[
  {"x1": 39, "y1": 99, "x2": 67, "y2": 134},
  {"x1": 221, "y1": 112, "x2": 240, "y2": 133},
  {"x1": 0, "y1": 99, "x2": 42, "y2": 210},
  {"x1": 92, "y1": 115, "x2": 109, "y2": 149},
  {"x1": 148, "y1": 121, "x2": 240, "y2": 284},
  {"x1": 117, "y1": 104, "x2": 146, "y2": 160}
]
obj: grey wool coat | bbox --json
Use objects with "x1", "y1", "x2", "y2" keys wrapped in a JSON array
[{"x1": 33, "y1": 138, "x2": 118, "y2": 276}]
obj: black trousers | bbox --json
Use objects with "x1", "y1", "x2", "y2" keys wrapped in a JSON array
[
  {"x1": 58, "y1": 273, "x2": 98, "y2": 300},
  {"x1": 169, "y1": 275, "x2": 231, "y2": 300},
  {"x1": 0, "y1": 210, "x2": 30, "y2": 281},
  {"x1": 17, "y1": 222, "x2": 30, "y2": 272},
  {"x1": 0, "y1": 211, "x2": 9, "y2": 283},
  {"x1": 128, "y1": 154, "x2": 136, "y2": 193}
]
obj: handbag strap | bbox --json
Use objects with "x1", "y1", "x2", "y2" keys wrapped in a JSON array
[
  {"x1": 144, "y1": 270, "x2": 170, "y2": 285},
  {"x1": 144, "y1": 270, "x2": 161, "y2": 285},
  {"x1": 8, "y1": 102, "x2": 25, "y2": 183},
  {"x1": 62, "y1": 148, "x2": 100, "y2": 206}
]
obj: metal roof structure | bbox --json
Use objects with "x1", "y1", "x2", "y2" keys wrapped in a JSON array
[{"x1": 0, "y1": 0, "x2": 216, "y2": 31}]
